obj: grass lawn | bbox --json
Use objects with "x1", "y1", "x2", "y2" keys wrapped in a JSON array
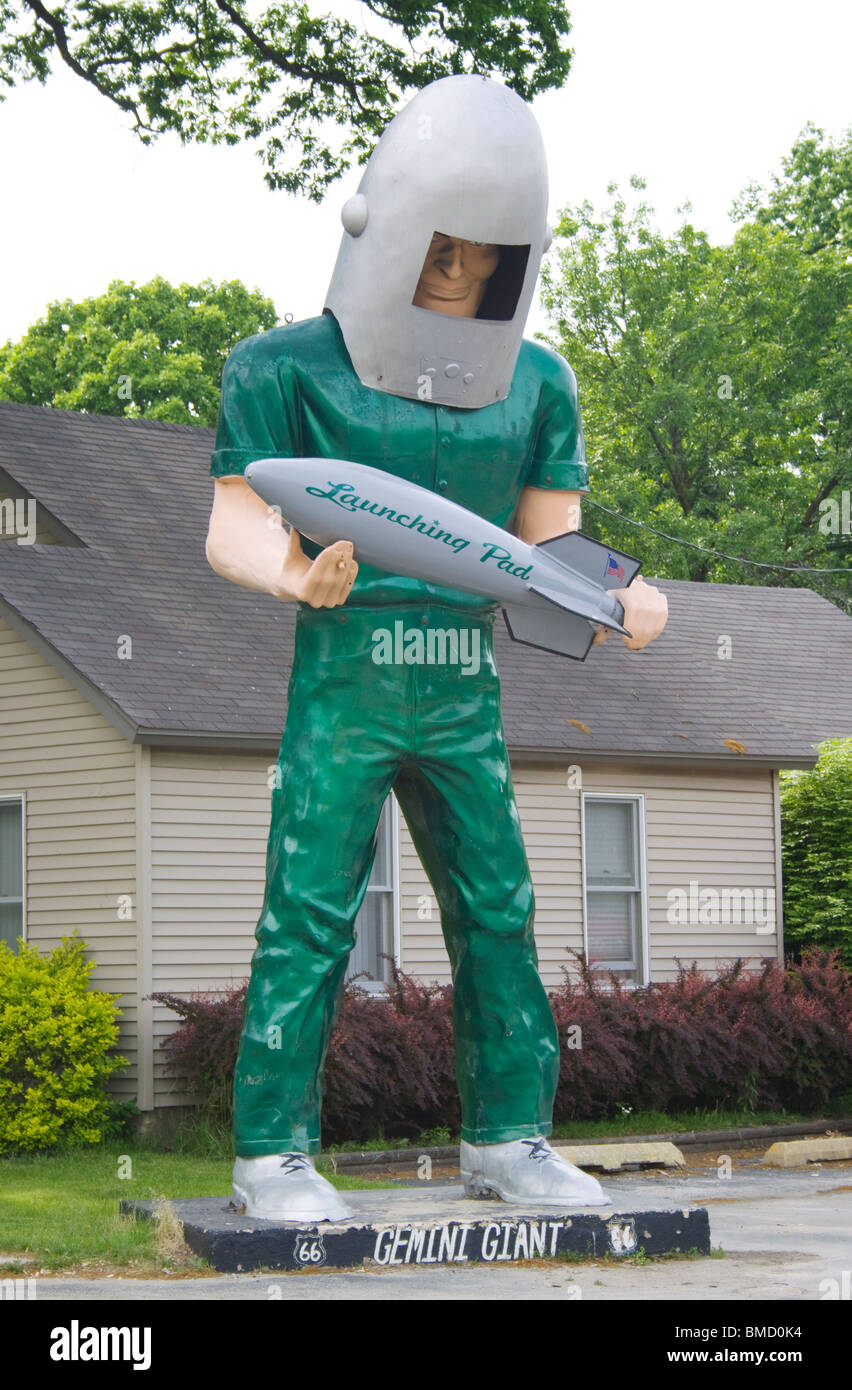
[{"x1": 0, "y1": 1141, "x2": 392, "y2": 1276}]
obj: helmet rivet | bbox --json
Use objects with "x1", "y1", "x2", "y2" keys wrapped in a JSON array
[{"x1": 341, "y1": 194, "x2": 369, "y2": 236}]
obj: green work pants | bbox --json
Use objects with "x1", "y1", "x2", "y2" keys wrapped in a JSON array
[{"x1": 232, "y1": 602, "x2": 560, "y2": 1155}]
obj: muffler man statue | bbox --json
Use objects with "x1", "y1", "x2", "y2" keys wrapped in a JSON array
[{"x1": 206, "y1": 75, "x2": 667, "y2": 1219}]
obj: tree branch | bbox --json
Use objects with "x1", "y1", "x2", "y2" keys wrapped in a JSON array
[
  {"x1": 22, "y1": 0, "x2": 152, "y2": 130},
  {"x1": 801, "y1": 474, "x2": 840, "y2": 529},
  {"x1": 647, "y1": 421, "x2": 693, "y2": 513},
  {"x1": 87, "y1": 42, "x2": 198, "y2": 75},
  {"x1": 212, "y1": 0, "x2": 373, "y2": 118}
]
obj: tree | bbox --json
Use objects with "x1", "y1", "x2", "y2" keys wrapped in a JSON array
[
  {"x1": 0, "y1": 276, "x2": 278, "y2": 426},
  {"x1": 780, "y1": 738, "x2": 852, "y2": 971},
  {"x1": 0, "y1": 1, "x2": 574, "y2": 200},
  {"x1": 733, "y1": 124, "x2": 852, "y2": 255},
  {"x1": 539, "y1": 164, "x2": 852, "y2": 609}
]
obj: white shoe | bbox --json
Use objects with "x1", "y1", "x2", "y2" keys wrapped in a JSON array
[
  {"x1": 460, "y1": 1137, "x2": 612, "y2": 1207},
  {"x1": 232, "y1": 1153, "x2": 355, "y2": 1222}
]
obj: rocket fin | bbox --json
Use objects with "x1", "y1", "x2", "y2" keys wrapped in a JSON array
[
  {"x1": 533, "y1": 531, "x2": 642, "y2": 590},
  {"x1": 502, "y1": 603, "x2": 596, "y2": 661},
  {"x1": 527, "y1": 580, "x2": 631, "y2": 635}
]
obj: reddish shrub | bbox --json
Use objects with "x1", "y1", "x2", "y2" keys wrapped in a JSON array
[
  {"x1": 150, "y1": 983, "x2": 247, "y2": 1120},
  {"x1": 321, "y1": 967, "x2": 458, "y2": 1143},
  {"x1": 150, "y1": 961, "x2": 459, "y2": 1143},
  {"x1": 150, "y1": 948, "x2": 852, "y2": 1142}
]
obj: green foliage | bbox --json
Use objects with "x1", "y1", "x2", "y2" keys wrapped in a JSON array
[
  {"x1": 102, "y1": 1098, "x2": 140, "y2": 1140},
  {"x1": 0, "y1": 1, "x2": 574, "y2": 200},
  {"x1": 0, "y1": 276, "x2": 278, "y2": 426},
  {"x1": 419, "y1": 1124, "x2": 453, "y2": 1147},
  {"x1": 780, "y1": 737, "x2": 852, "y2": 968},
  {"x1": 0, "y1": 933, "x2": 127, "y2": 1155},
  {"x1": 733, "y1": 123, "x2": 852, "y2": 254},
  {"x1": 540, "y1": 141, "x2": 852, "y2": 611}
]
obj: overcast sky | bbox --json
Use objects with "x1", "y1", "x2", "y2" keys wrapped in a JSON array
[{"x1": 2, "y1": 0, "x2": 850, "y2": 345}]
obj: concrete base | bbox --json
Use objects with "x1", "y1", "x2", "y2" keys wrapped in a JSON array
[{"x1": 121, "y1": 1186, "x2": 710, "y2": 1272}]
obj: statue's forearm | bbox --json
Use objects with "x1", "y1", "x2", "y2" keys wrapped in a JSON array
[
  {"x1": 514, "y1": 486, "x2": 582, "y2": 544},
  {"x1": 205, "y1": 477, "x2": 298, "y2": 599},
  {"x1": 205, "y1": 476, "x2": 358, "y2": 607}
]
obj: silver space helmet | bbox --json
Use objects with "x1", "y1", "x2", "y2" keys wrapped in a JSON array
[{"x1": 324, "y1": 74, "x2": 551, "y2": 409}]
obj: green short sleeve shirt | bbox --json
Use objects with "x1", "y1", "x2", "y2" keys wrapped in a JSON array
[{"x1": 211, "y1": 311, "x2": 588, "y2": 609}]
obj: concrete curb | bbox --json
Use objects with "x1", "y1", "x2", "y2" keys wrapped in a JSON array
[
  {"x1": 323, "y1": 1117, "x2": 852, "y2": 1169},
  {"x1": 764, "y1": 1136, "x2": 852, "y2": 1167},
  {"x1": 554, "y1": 1142, "x2": 684, "y2": 1171}
]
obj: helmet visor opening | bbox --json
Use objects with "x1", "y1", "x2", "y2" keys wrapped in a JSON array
[{"x1": 412, "y1": 230, "x2": 530, "y2": 322}]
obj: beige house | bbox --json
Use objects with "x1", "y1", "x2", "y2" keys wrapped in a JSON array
[{"x1": 1, "y1": 401, "x2": 850, "y2": 1116}]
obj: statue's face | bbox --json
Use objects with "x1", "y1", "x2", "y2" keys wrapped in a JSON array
[{"x1": 412, "y1": 232, "x2": 500, "y2": 317}]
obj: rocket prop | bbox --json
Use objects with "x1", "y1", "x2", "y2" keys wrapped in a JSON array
[{"x1": 245, "y1": 457, "x2": 641, "y2": 661}]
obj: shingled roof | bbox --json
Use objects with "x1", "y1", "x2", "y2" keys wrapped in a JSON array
[{"x1": 0, "y1": 400, "x2": 849, "y2": 767}]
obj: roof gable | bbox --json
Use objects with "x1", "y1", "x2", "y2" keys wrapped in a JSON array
[{"x1": 0, "y1": 400, "x2": 849, "y2": 764}]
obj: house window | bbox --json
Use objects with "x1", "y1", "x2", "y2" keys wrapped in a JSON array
[
  {"x1": 347, "y1": 795, "x2": 398, "y2": 990},
  {"x1": 582, "y1": 794, "x2": 647, "y2": 985},
  {"x1": 0, "y1": 798, "x2": 24, "y2": 951}
]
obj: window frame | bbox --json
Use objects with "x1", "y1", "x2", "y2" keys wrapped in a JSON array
[
  {"x1": 0, "y1": 793, "x2": 26, "y2": 950},
  {"x1": 347, "y1": 791, "x2": 400, "y2": 995},
  {"x1": 581, "y1": 791, "x2": 648, "y2": 987}
]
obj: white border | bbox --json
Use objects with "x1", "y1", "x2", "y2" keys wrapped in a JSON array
[
  {"x1": 349, "y1": 790, "x2": 401, "y2": 996},
  {"x1": 389, "y1": 789, "x2": 401, "y2": 971},
  {"x1": 581, "y1": 790, "x2": 649, "y2": 986},
  {"x1": 134, "y1": 747, "x2": 154, "y2": 1110},
  {"x1": 772, "y1": 769, "x2": 784, "y2": 960},
  {"x1": 0, "y1": 791, "x2": 26, "y2": 946}
]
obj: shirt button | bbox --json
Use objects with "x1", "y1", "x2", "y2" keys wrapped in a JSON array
[
  {"x1": 440, "y1": 436, "x2": 450, "y2": 449},
  {"x1": 437, "y1": 479, "x2": 448, "y2": 491}
]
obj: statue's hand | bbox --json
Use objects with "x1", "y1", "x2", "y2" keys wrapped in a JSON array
[
  {"x1": 592, "y1": 575, "x2": 668, "y2": 651},
  {"x1": 280, "y1": 527, "x2": 359, "y2": 608}
]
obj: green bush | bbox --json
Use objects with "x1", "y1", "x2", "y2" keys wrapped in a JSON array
[
  {"x1": 780, "y1": 737, "x2": 852, "y2": 970},
  {"x1": 0, "y1": 933, "x2": 127, "y2": 1154}
]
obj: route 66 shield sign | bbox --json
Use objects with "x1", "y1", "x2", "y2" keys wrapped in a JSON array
[{"x1": 293, "y1": 1232, "x2": 327, "y2": 1267}]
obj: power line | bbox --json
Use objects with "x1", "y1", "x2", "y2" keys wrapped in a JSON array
[{"x1": 584, "y1": 498, "x2": 852, "y2": 575}]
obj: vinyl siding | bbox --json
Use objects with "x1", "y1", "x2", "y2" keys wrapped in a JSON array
[
  {"x1": 149, "y1": 749, "x2": 272, "y2": 1106},
  {"x1": 400, "y1": 761, "x2": 780, "y2": 988},
  {"x1": 148, "y1": 750, "x2": 781, "y2": 1101},
  {"x1": 0, "y1": 616, "x2": 138, "y2": 1095},
  {"x1": 587, "y1": 764, "x2": 778, "y2": 982}
]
